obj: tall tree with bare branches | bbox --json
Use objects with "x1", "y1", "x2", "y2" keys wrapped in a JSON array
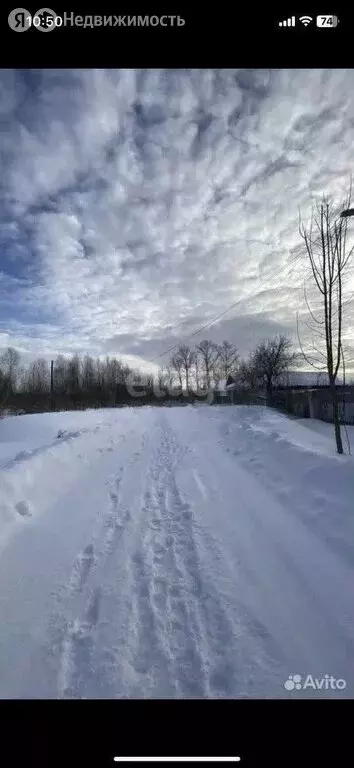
[
  {"x1": 298, "y1": 191, "x2": 354, "y2": 454},
  {"x1": 0, "y1": 347, "x2": 21, "y2": 405},
  {"x1": 170, "y1": 352, "x2": 184, "y2": 392},
  {"x1": 216, "y1": 340, "x2": 239, "y2": 381},
  {"x1": 177, "y1": 344, "x2": 196, "y2": 394},
  {"x1": 250, "y1": 335, "x2": 296, "y2": 396},
  {"x1": 196, "y1": 339, "x2": 220, "y2": 390}
]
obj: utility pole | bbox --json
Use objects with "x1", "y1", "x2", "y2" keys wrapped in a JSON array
[{"x1": 50, "y1": 359, "x2": 54, "y2": 411}]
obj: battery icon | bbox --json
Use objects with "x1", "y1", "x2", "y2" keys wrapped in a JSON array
[{"x1": 316, "y1": 15, "x2": 339, "y2": 27}]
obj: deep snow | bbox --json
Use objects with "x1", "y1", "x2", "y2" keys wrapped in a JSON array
[{"x1": 0, "y1": 404, "x2": 353, "y2": 698}]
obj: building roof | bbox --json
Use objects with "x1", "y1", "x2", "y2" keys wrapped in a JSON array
[
  {"x1": 274, "y1": 371, "x2": 344, "y2": 387},
  {"x1": 215, "y1": 370, "x2": 348, "y2": 393}
]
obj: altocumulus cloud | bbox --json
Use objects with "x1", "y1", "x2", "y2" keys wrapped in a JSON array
[{"x1": 1, "y1": 69, "x2": 354, "y2": 371}]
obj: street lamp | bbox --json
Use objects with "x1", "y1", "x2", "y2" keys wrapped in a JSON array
[{"x1": 340, "y1": 208, "x2": 354, "y2": 218}]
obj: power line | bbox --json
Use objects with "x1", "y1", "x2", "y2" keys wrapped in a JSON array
[
  {"x1": 152, "y1": 236, "x2": 286, "y2": 344},
  {"x1": 150, "y1": 253, "x2": 296, "y2": 365},
  {"x1": 152, "y1": 298, "x2": 247, "y2": 362}
]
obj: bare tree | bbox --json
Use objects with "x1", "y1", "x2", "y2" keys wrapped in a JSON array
[
  {"x1": 53, "y1": 355, "x2": 68, "y2": 395},
  {"x1": 121, "y1": 364, "x2": 132, "y2": 384},
  {"x1": 250, "y1": 335, "x2": 296, "y2": 396},
  {"x1": 216, "y1": 340, "x2": 239, "y2": 381},
  {"x1": 0, "y1": 347, "x2": 21, "y2": 405},
  {"x1": 194, "y1": 351, "x2": 201, "y2": 392},
  {"x1": 155, "y1": 367, "x2": 168, "y2": 399},
  {"x1": 81, "y1": 355, "x2": 96, "y2": 393},
  {"x1": 298, "y1": 192, "x2": 354, "y2": 454},
  {"x1": 164, "y1": 365, "x2": 181, "y2": 397},
  {"x1": 104, "y1": 356, "x2": 124, "y2": 401},
  {"x1": 195, "y1": 339, "x2": 220, "y2": 390},
  {"x1": 236, "y1": 359, "x2": 262, "y2": 390},
  {"x1": 170, "y1": 352, "x2": 184, "y2": 392},
  {"x1": 172, "y1": 345, "x2": 195, "y2": 394},
  {"x1": 66, "y1": 354, "x2": 81, "y2": 398},
  {"x1": 95, "y1": 358, "x2": 105, "y2": 395},
  {"x1": 24, "y1": 358, "x2": 51, "y2": 394}
]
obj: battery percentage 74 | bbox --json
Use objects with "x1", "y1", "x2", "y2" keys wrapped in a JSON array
[{"x1": 316, "y1": 15, "x2": 339, "y2": 27}]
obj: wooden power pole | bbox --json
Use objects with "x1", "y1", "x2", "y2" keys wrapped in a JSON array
[{"x1": 50, "y1": 359, "x2": 54, "y2": 411}]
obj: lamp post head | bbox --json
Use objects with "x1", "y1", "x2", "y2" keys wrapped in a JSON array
[{"x1": 340, "y1": 208, "x2": 354, "y2": 218}]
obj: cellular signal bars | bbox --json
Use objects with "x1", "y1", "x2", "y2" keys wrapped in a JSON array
[{"x1": 278, "y1": 16, "x2": 295, "y2": 26}]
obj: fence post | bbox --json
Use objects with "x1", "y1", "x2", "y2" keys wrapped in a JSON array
[{"x1": 307, "y1": 390, "x2": 315, "y2": 418}]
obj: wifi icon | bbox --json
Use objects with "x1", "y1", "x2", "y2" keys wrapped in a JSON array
[{"x1": 299, "y1": 15, "x2": 313, "y2": 25}]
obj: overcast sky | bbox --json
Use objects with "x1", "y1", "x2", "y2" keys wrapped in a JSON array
[{"x1": 1, "y1": 69, "x2": 354, "y2": 373}]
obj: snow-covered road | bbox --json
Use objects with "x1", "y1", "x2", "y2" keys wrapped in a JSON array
[{"x1": 0, "y1": 405, "x2": 353, "y2": 698}]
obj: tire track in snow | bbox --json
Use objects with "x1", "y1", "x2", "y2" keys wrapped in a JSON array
[
  {"x1": 56, "y1": 429, "x2": 151, "y2": 698},
  {"x1": 65, "y1": 470, "x2": 126, "y2": 599},
  {"x1": 57, "y1": 587, "x2": 102, "y2": 699},
  {"x1": 160, "y1": 458, "x2": 247, "y2": 698},
  {"x1": 128, "y1": 546, "x2": 172, "y2": 691},
  {"x1": 103, "y1": 474, "x2": 131, "y2": 557},
  {"x1": 56, "y1": 466, "x2": 131, "y2": 698}
]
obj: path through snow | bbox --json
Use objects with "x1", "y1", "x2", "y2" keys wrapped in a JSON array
[{"x1": 0, "y1": 405, "x2": 353, "y2": 698}]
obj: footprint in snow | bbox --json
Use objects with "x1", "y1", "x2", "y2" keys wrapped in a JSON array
[
  {"x1": 83, "y1": 543, "x2": 94, "y2": 558},
  {"x1": 84, "y1": 587, "x2": 101, "y2": 627},
  {"x1": 69, "y1": 544, "x2": 95, "y2": 592},
  {"x1": 15, "y1": 500, "x2": 32, "y2": 517}
]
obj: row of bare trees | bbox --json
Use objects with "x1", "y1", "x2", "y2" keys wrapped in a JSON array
[
  {"x1": 0, "y1": 352, "x2": 135, "y2": 411},
  {"x1": 167, "y1": 335, "x2": 296, "y2": 397},
  {"x1": 169, "y1": 340, "x2": 239, "y2": 393},
  {"x1": 0, "y1": 334, "x2": 296, "y2": 413}
]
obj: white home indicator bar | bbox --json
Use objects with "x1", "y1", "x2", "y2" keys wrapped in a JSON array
[{"x1": 113, "y1": 757, "x2": 241, "y2": 763}]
